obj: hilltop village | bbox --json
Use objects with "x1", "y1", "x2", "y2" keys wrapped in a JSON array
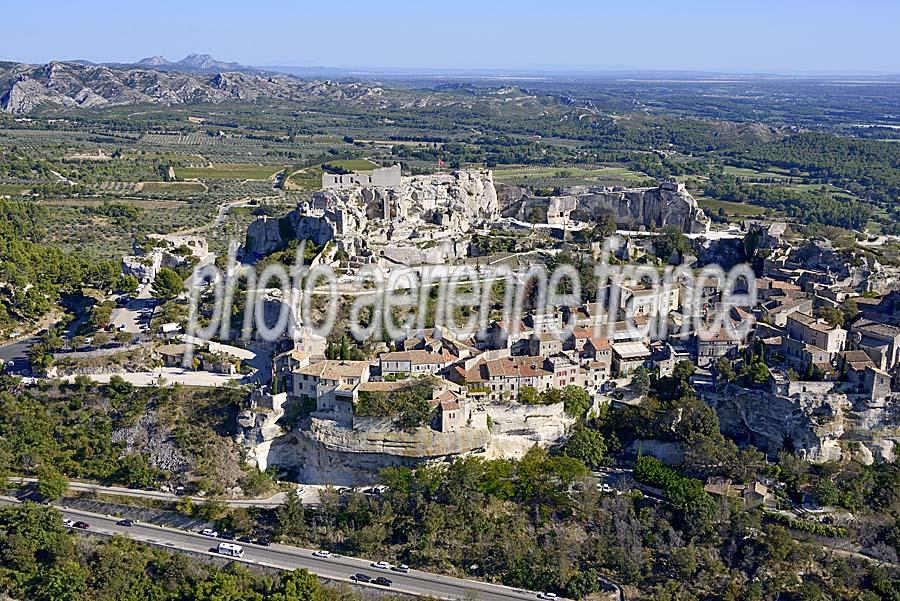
[
  {"x1": 211, "y1": 164, "x2": 900, "y2": 484},
  {"x1": 14, "y1": 160, "x2": 894, "y2": 491}
]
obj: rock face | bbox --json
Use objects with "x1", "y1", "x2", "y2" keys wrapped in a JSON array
[
  {"x1": 504, "y1": 181, "x2": 710, "y2": 234},
  {"x1": 245, "y1": 169, "x2": 499, "y2": 258},
  {"x1": 705, "y1": 384, "x2": 899, "y2": 464},
  {"x1": 235, "y1": 396, "x2": 573, "y2": 485},
  {"x1": 260, "y1": 417, "x2": 492, "y2": 485},
  {"x1": 0, "y1": 60, "x2": 383, "y2": 114}
]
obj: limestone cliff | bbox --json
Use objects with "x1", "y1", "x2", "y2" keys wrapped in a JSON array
[
  {"x1": 504, "y1": 181, "x2": 710, "y2": 234},
  {"x1": 705, "y1": 384, "x2": 899, "y2": 464},
  {"x1": 236, "y1": 399, "x2": 573, "y2": 485},
  {"x1": 261, "y1": 417, "x2": 492, "y2": 485}
]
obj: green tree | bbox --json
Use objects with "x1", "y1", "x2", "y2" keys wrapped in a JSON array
[
  {"x1": 841, "y1": 298, "x2": 859, "y2": 323},
  {"x1": 591, "y1": 209, "x2": 617, "y2": 242},
  {"x1": 653, "y1": 227, "x2": 692, "y2": 262},
  {"x1": 151, "y1": 268, "x2": 183, "y2": 300},
  {"x1": 519, "y1": 385, "x2": 541, "y2": 405},
  {"x1": 106, "y1": 374, "x2": 134, "y2": 397},
  {"x1": 716, "y1": 357, "x2": 736, "y2": 382},
  {"x1": 562, "y1": 425, "x2": 606, "y2": 470},
  {"x1": 815, "y1": 306, "x2": 844, "y2": 328},
  {"x1": 111, "y1": 454, "x2": 157, "y2": 488},
  {"x1": 632, "y1": 368, "x2": 651, "y2": 396},
  {"x1": 743, "y1": 360, "x2": 771, "y2": 387},
  {"x1": 276, "y1": 490, "x2": 307, "y2": 541},
  {"x1": 271, "y1": 569, "x2": 322, "y2": 601},
  {"x1": 113, "y1": 274, "x2": 139, "y2": 295},
  {"x1": 36, "y1": 559, "x2": 88, "y2": 601},
  {"x1": 36, "y1": 466, "x2": 68, "y2": 502},
  {"x1": 558, "y1": 385, "x2": 591, "y2": 418}
]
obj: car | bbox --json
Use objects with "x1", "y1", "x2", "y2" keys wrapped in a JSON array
[
  {"x1": 538, "y1": 593, "x2": 558, "y2": 600},
  {"x1": 312, "y1": 550, "x2": 332, "y2": 558},
  {"x1": 391, "y1": 564, "x2": 410, "y2": 573},
  {"x1": 373, "y1": 577, "x2": 392, "y2": 587},
  {"x1": 201, "y1": 528, "x2": 219, "y2": 537},
  {"x1": 116, "y1": 519, "x2": 135, "y2": 527},
  {"x1": 254, "y1": 538, "x2": 271, "y2": 547},
  {"x1": 372, "y1": 560, "x2": 392, "y2": 570},
  {"x1": 63, "y1": 519, "x2": 75, "y2": 527},
  {"x1": 237, "y1": 536, "x2": 252, "y2": 543},
  {"x1": 73, "y1": 521, "x2": 90, "y2": 529},
  {"x1": 219, "y1": 532, "x2": 235, "y2": 541},
  {"x1": 351, "y1": 574, "x2": 371, "y2": 583}
]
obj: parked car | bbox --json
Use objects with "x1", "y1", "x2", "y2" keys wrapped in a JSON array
[
  {"x1": 391, "y1": 564, "x2": 410, "y2": 573},
  {"x1": 373, "y1": 577, "x2": 392, "y2": 587},
  {"x1": 254, "y1": 538, "x2": 271, "y2": 547},
  {"x1": 538, "y1": 593, "x2": 558, "y2": 600},
  {"x1": 219, "y1": 532, "x2": 235, "y2": 541},
  {"x1": 116, "y1": 518, "x2": 135, "y2": 527},
  {"x1": 372, "y1": 561, "x2": 392, "y2": 570},
  {"x1": 351, "y1": 574, "x2": 371, "y2": 583},
  {"x1": 73, "y1": 521, "x2": 90, "y2": 529},
  {"x1": 201, "y1": 528, "x2": 219, "y2": 537},
  {"x1": 238, "y1": 536, "x2": 252, "y2": 543},
  {"x1": 63, "y1": 519, "x2": 75, "y2": 527},
  {"x1": 312, "y1": 550, "x2": 332, "y2": 558}
]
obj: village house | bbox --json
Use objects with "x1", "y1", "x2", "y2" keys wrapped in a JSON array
[
  {"x1": 379, "y1": 349, "x2": 447, "y2": 377},
  {"x1": 850, "y1": 319, "x2": 900, "y2": 370},
  {"x1": 839, "y1": 350, "x2": 877, "y2": 389},
  {"x1": 483, "y1": 319, "x2": 532, "y2": 352},
  {"x1": 156, "y1": 343, "x2": 189, "y2": 368},
  {"x1": 453, "y1": 355, "x2": 555, "y2": 403},
  {"x1": 762, "y1": 296, "x2": 814, "y2": 327},
  {"x1": 292, "y1": 360, "x2": 371, "y2": 416},
  {"x1": 696, "y1": 328, "x2": 740, "y2": 367},
  {"x1": 610, "y1": 341, "x2": 651, "y2": 376},
  {"x1": 530, "y1": 332, "x2": 564, "y2": 357},
  {"x1": 786, "y1": 312, "x2": 847, "y2": 354},
  {"x1": 544, "y1": 355, "x2": 580, "y2": 388}
]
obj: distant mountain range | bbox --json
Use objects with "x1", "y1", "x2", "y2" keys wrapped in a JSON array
[
  {"x1": 0, "y1": 56, "x2": 385, "y2": 114},
  {"x1": 73, "y1": 53, "x2": 265, "y2": 74}
]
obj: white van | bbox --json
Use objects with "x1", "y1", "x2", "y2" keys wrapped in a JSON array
[{"x1": 217, "y1": 542, "x2": 244, "y2": 557}]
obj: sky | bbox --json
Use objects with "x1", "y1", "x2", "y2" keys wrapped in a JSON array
[{"x1": 2, "y1": 0, "x2": 899, "y2": 74}]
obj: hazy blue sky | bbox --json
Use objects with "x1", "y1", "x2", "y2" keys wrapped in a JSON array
[{"x1": 3, "y1": 0, "x2": 898, "y2": 73}]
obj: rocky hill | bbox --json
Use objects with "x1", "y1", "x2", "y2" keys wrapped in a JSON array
[
  {"x1": 0, "y1": 60, "x2": 384, "y2": 114},
  {"x1": 503, "y1": 180, "x2": 711, "y2": 234}
]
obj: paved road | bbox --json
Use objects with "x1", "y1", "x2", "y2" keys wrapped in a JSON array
[
  {"x1": 8, "y1": 477, "x2": 308, "y2": 508},
  {"x1": 0, "y1": 496, "x2": 559, "y2": 600},
  {"x1": 0, "y1": 338, "x2": 32, "y2": 370}
]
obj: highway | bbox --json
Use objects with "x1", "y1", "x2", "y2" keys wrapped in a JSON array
[
  {"x1": 6, "y1": 477, "x2": 300, "y2": 507},
  {"x1": 0, "y1": 496, "x2": 560, "y2": 601}
]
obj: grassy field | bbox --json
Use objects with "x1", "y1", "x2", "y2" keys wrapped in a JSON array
[
  {"x1": 139, "y1": 181, "x2": 208, "y2": 194},
  {"x1": 325, "y1": 159, "x2": 380, "y2": 171},
  {"x1": 38, "y1": 198, "x2": 189, "y2": 209},
  {"x1": 723, "y1": 166, "x2": 797, "y2": 181},
  {"x1": 286, "y1": 166, "x2": 324, "y2": 191},
  {"x1": 493, "y1": 165, "x2": 652, "y2": 186},
  {"x1": 697, "y1": 196, "x2": 766, "y2": 216},
  {"x1": 0, "y1": 184, "x2": 31, "y2": 195},
  {"x1": 176, "y1": 163, "x2": 285, "y2": 180}
]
